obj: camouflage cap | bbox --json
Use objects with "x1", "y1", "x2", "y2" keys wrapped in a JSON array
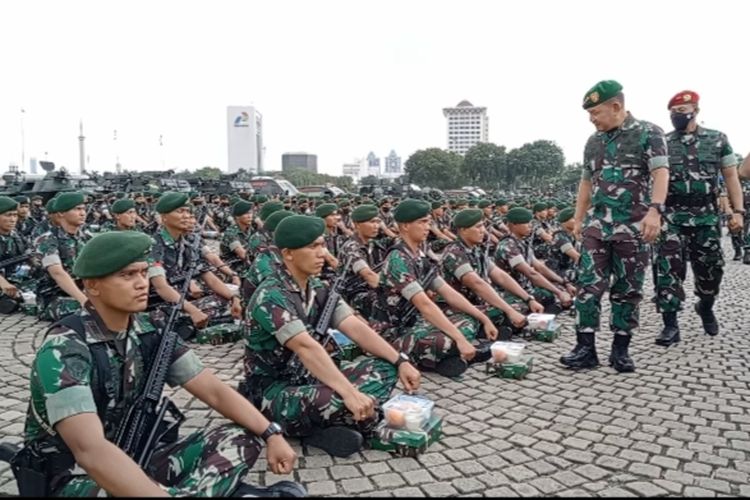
[
  {"x1": 315, "y1": 203, "x2": 338, "y2": 218},
  {"x1": 111, "y1": 199, "x2": 135, "y2": 214},
  {"x1": 265, "y1": 209, "x2": 295, "y2": 233},
  {"x1": 275, "y1": 215, "x2": 325, "y2": 249},
  {"x1": 55, "y1": 192, "x2": 86, "y2": 213},
  {"x1": 557, "y1": 207, "x2": 575, "y2": 223},
  {"x1": 393, "y1": 198, "x2": 430, "y2": 223},
  {"x1": 351, "y1": 204, "x2": 378, "y2": 222},
  {"x1": 453, "y1": 208, "x2": 483, "y2": 229},
  {"x1": 155, "y1": 192, "x2": 189, "y2": 214},
  {"x1": 73, "y1": 231, "x2": 152, "y2": 279},
  {"x1": 583, "y1": 80, "x2": 623, "y2": 109},
  {"x1": 0, "y1": 196, "x2": 18, "y2": 215}
]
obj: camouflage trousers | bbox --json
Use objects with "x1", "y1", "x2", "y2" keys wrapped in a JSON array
[
  {"x1": 654, "y1": 223, "x2": 724, "y2": 313},
  {"x1": 385, "y1": 310, "x2": 478, "y2": 370},
  {"x1": 54, "y1": 424, "x2": 262, "y2": 497},
  {"x1": 191, "y1": 294, "x2": 242, "y2": 345},
  {"x1": 38, "y1": 296, "x2": 81, "y2": 322},
  {"x1": 259, "y1": 356, "x2": 397, "y2": 437},
  {"x1": 575, "y1": 232, "x2": 649, "y2": 336}
]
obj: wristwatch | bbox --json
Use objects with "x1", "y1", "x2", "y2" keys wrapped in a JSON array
[
  {"x1": 393, "y1": 352, "x2": 410, "y2": 369},
  {"x1": 733, "y1": 208, "x2": 747, "y2": 215},
  {"x1": 260, "y1": 422, "x2": 283, "y2": 442},
  {"x1": 524, "y1": 296, "x2": 535, "y2": 305},
  {"x1": 649, "y1": 202, "x2": 666, "y2": 215}
]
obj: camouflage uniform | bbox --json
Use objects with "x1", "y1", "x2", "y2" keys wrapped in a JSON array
[
  {"x1": 337, "y1": 234, "x2": 390, "y2": 318},
  {"x1": 546, "y1": 228, "x2": 578, "y2": 283},
  {"x1": 530, "y1": 218, "x2": 551, "y2": 261},
  {"x1": 33, "y1": 226, "x2": 92, "y2": 321},
  {"x1": 246, "y1": 228, "x2": 272, "y2": 264},
  {"x1": 654, "y1": 127, "x2": 734, "y2": 312},
  {"x1": 0, "y1": 232, "x2": 35, "y2": 309},
  {"x1": 23, "y1": 304, "x2": 260, "y2": 497},
  {"x1": 240, "y1": 245, "x2": 282, "y2": 302},
  {"x1": 494, "y1": 234, "x2": 556, "y2": 312},
  {"x1": 149, "y1": 228, "x2": 240, "y2": 344},
  {"x1": 440, "y1": 238, "x2": 506, "y2": 326},
  {"x1": 243, "y1": 266, "x2": 396, "y2": 437},
  {"x1": 577, "y1": 112, "x2": 667, "y2": 335},
  {"x1": 219, "y1": 223, "x2": 252, "y2": 273},
  {"x1": 490, "y1": 213, "x2": 510, "y2": 238},
  {"x1": 368, "y1": 241, "x2": 479, "y2": 370},
  {"x1": 17, "y1": 216, "x2": 37, "y2": 242},
  {"x1": 737, "y1": 175, "x2": 750, "y2": 253}
]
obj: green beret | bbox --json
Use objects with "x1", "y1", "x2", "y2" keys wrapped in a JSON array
[
  {"x1": 339, "y1": 199, "x2": 351, "y2": 208},
  {"x1": 31, "y1": 195, "x2": 43, "y2": 201},
  {"x1": 315, "y1": 203, "x2": 338, "y2": 218},
  {"x1": 73, "y1": 231, "x2": 152, "y2": 279},
  {"x1": 275, "y1": 215, "x2": 325, "y2": 250},
  {"x1": 456, "y1": 198, "x2": 468, "y2": 206},
  {"x1": 0, "y1": 196, "x2": 18, "y2": 214},
  {"x1": 265, "y1": 209, "x2": 295, "y2": 233},
  {"x1": 533, "y1": 202, "x2": 548, "y2": 213},
  {"x1": 255, "y1": 195, "x2": 268, "y2": 204},
  {"x1": 556, "y1": 202, "x2": 568, "y2": 210},
  {"x1": 393, "y1": 198, "x2": 430, "y2": 223},
  {"x1": 232, "y1": 200, "x2": 253, "y2": 217},
  {"x1": 431, "y1": 201, "x2": 443, "y2": 210},
  {"x1": 111, "y1": 199, "x2": 135, "y2": 214},
  {"x1": 478, "y1": 199, "x2": 492, "y2": 209},
  {"x1": 46, "y1": 198, "x2": 57, "y2": 213},
  {"x1": 468, "y1": 200, "x2": 478, "y2": 207},
  {"x1": 259, "y1": 201, "x2": 284, "y2": 222},
  {"x1": 13, "y1": 196, "x2": 29, "y2": 205},
  {"x1": 352, "y1": 204, "x2": 378, "y2": 222},
  {"x1": 506, "y1": 207, "x2": 533, "y2": 224},
  {"x1": 55, "y1": 192, "x2": 85, "y2": 213},
  {"x1": 494, "y1": 198, "x2": 508, "y2": 207},
  {"x1": 115, "y1": 191, "x2": 126, "y2": 199},
  {"x1": 152, "y1": 192, "x2": 163, "y2": 199},
  {"x1": 454, "y1": 209, "x2": 483, "y2": 229},
  {"x1": 583, "y1": 80, "x2": 623, "y2": 110},
  {"x1": 155, "y1": 192, "x2": 189, "y2": 214},
  {"x1": 557, "y1": 207, "x2": 575, "y2": 223}
]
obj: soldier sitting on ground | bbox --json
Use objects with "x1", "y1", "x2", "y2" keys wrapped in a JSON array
[
  {"x1": 100, "y1": 199, "x2": 139, "y2": 232},
  {"x1": 14, "y1": 196, "x2": 37, "y2": 242},
  {"x1": 368, "y1": 199, "x2": 498, "y2": 378},
  {"x1": 440, "y1": 208, "x2": 537, "y2": 339},
  {"x1": 147, "y1": 192, "x2": 242, "y2": 345},
  {"x1": 242, "y1": 214, "x2": 421, "y2": 458},
  {"x1": 12, "y1": 231, "x2": 303, "y2": 497},
  {"x1": 494, "y1": 207, "x2": 574, "y2": 315},
  {"x1": 545, "y1": 207, "x2": 581, "y2": 285},
  {"x1": 240, "y1": 209, "x2": 294, "y2": 301},
  {"x1": 219, "y1": 200, "x2": 254, "y2": 274},
  {"x1": 33, "y1": 192, "x2": 92, "y2": 321},
  {"x1": 0, "y1": 196, "x2": 34, "y2": 314}
]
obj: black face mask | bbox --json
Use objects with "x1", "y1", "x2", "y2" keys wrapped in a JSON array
[
  {"x1": 381, "y1": 207, "x2": 391, "y2": 213},
  {"x1": 670, "y1": 111, "x2": 694, "y2": 131}
]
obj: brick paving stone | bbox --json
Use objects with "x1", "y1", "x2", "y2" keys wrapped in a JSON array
[
  {"x1": 429, "y1": 464, "x2": 461, "y2": 480},
  {"x1": 624, "y1": 481, "x2": 668, "y2": 496},
  {"x1": 451, "y1": 477, "x2": 484, "y2": 494},
  {"x1": 404, "y1": 470, "x2": 434, "y2": 486},
  {"x1": 340, "y1": 478, "x2": 374, "y2": 494},
  {"x1": 551, "y1": 470, "x2": 586, "y2": 488},
  {"x1": 330, "y1": 465, "x2": 360, "y2": 480},
  {"x1": 695, "y1": 478, "x2": 731, "y2": 494},
  {"x1": 653, "y1": 479, "x2": 684, "y2": 494},
  {"x1": 391, "y1": 487, "x2": 425, "y2": 497},
  {"x1": 599, "y1": 487, "x2": 637, "y2": 497},
  {"x1": 484, "y1": 487, "x2": 518, "y2": 497},
  {"x1": 683, "y1": 486, "x2": 717, "y2": 497},
  {"x1": 306, "y1": 480, "x2": 338, "y2": 495},
  {"x1": 420, "y1": 482, "x2": 459, "y2": 497},
  {"x1": 528, "y1": 477, "x2": 565, "y2": 495},
  {"x1": 574, "y1": 464, "x2": 608, "y2": 481},
  {"x1": 557, "y1": 488, "x2": 593, "y2": 497},
  {"x1": 359, "y1": 462, "x2": 391, "y2": 476}
]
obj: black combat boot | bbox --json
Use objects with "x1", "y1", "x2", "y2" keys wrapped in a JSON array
[
  {"x1": 694, "y1": 296, "x2": 719, "y2": 336},
  {"x1": 303, "y1": 426, "x2": 364, "y2": 458},
  {"x1": 559, "y1": 331, "x2": 599, "y2": 369},
  {"x1": 655, "y1": 312, "x2": 680, "y2": 346},
  {"x1": 744, "y1": 250, "x2": 750, "y2": 265},
  {"x1": 733, "y1": 249, "x2": 743, "y2": 261},
  {"x1": 609, "y1": 335, "x2": 636, "y2": 373},
  {"x1": 233, "y1": 480, "x2": 308, "y2": 497}
]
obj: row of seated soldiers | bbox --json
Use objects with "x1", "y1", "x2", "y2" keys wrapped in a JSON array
[{"x1": 2, "y1": 190, "x2": 585, "y2": 473}]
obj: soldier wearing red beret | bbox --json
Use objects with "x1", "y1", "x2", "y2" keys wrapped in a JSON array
[{"x1": 654, "y1": 90, "x2": 745, "y2": 347}]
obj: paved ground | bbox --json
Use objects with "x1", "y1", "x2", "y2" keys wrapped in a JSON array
[{"x1": 1, "y1": 239, "x2": 750, "y2": 497}]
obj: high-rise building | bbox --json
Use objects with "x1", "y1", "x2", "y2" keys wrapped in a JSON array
[
  {"x1": 442, "y1": 100, "x2": 489, "y2": 155},
  {"x1": 366, "y1": 152, "x2": 381, "y2": 178},
  {"x1": 227, "y1": 106, "x2": 264, "y2": 173},
  {"x1": 342, "y1": 161, "x2": 362, "y2": 183},
  {"x1": 282, "y1": 152, "x2": 317, "y2": 173},
  {"x1": 383, "y1": 150, "x2": 402, "y2": 179}
]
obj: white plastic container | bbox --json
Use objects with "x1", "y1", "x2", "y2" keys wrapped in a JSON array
[
  {"x1": 21, "y1": 291, "x2": 36, "y2": 305},
  {"x1": 491, "y1": 341, "x2": 526, "y2": 364},
  {"x1": 382, "y1": 394, "x2": 434, "y2": 431},
  {"x1": 527, "y1": 313, "x2": 557, "y2": 331}
]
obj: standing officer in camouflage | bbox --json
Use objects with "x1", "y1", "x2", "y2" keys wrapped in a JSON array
[
  {"x1": 561, "y1": 80, "x2": 669, "y2": 373},
  {"x1": 33, "y1": 192, "x2": 92, "y2": 321},
  {"x1": 18, "y1": 231, "x2": 302, "y2": 497},
  {"x1": 654, "y1": 91, "x2": 744, "y2": 345},
  {"x1": 369, "y1": 199, "x2": 498, "y2": 378},
  {"x1": 243, "y1": 215, "x2": 421, "y2": 458}
]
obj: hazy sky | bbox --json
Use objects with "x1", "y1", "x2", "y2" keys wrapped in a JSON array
[{"x1": 1, "y1": 0, "x2": 747, "y2": 178}]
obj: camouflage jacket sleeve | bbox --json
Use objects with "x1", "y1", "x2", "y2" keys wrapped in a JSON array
[
  {"x1": 441, "y1": 243, "x2": 474, "y2": 282},
  {"x1": 147, "y1": 237, "x2": 167, "y2": 279},
  {"x1": 496, "y1": 238, "x2": 528, "y2": 269},
  {"x1": 552, "y1": 231, "x2": 575, "y2": 254},
  {"x1": 340, "y1": 239, "x2": 369, "y2": 275},
  {"x1": 166, "y1": 335, "x2": 205, "y2": 387},
  {"x1": 643, "y1": 122, "x2": 669, "y2": 171},
  {"x1": 582, "y1": 135, "x2": 597, "y2": 181},
  {"x1": 221, "y1": 225, "x2": 242, "y2": 252},
  {"x1": 250, "y1": 284, "x2": 307, "y2": 346},
  {"x1": 29, "y1": 331, "x2": 97, "y2": 430},
  {"x1": 34, "y1": 232, "x2": 62, "y2": 269},
  {"x1": 718, "y1": 133, "x2": 736, "y2": 169},
  {"x1": 381, "y1": 250, "x2": 443, "y2": 302}
]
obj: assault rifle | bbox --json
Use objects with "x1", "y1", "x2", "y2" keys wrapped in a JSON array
[
  {"x1": 112, "y1": 233, "x2": 203, "y2": 467},
  {"x1": 481, "y1": 236, "x2": 492, "y2": 281},
  {"x1": 0, "y1": 252, "x2": 32, "y2": 271},
  {"x1": 287, "y1": 256, "x2": 353, "y2": 386}
]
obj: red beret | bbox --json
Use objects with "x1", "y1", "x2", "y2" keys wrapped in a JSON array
[{"x1": 668, "y1": 90, "x2": 699, "y2": 110}]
